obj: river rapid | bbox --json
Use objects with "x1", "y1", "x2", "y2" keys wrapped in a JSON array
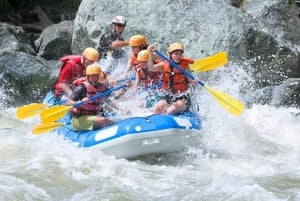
[{"x1": 1, "y1": 58, "x2": 300, "y2": 201}]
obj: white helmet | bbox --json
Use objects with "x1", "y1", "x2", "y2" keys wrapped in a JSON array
[{"x1": 112, "y1": 16, "x2": 126, "y2": 26}]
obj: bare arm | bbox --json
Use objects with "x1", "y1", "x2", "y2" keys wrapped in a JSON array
[
  {"x1": 111, "y1": 40, "x2": 129, "y2": 48},
  {"x1": 122, "y1": 58, "x2": 133, "y2": 78},
  {"x1": 59, "y1": 83, "x2": 72, "y2": 97},
  {"x1": 130, "y1": 72, "x2": 140, "y2": 95},
  {"x1": 148, "y1": 45, "x2": 163, "y2": 72}
]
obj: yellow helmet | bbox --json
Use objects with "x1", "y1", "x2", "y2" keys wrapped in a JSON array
[
  {"x1": 86, "y1": 64, "x2": 101, "y2": 75},
  {"x1": 98, "y1": 71, "x2": 106, "y2": 82},
  {"x1": 168, "y1": 43, "x2": 184, "y2": 53},
  {"x1": 129, "y1": 35, "x2": 147, "y2": 47},
  {"x1": 137, "y1": 50, "x2": 149, "y2": 62},
  {"x1": 82, "y1": 47, "x2": 99, "y2": 61}
]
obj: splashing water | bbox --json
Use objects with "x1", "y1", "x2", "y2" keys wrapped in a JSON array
[{"x1": 1, "y1": 55, "x2": 299, "y2": 200}]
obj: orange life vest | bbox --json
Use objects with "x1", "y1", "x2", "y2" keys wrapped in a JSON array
[
  {"x1": 136, "y1": 64, "x2": 160, "y2": 90},
  {"x1": 162, "y1": 57, "x2": 193, "y2": 94},
  {"x1": 129, "y1": 52, "x2": 140, "y2": 71},
  {"x1": 71, "y1": 80, "x2": 107, "y2": 116}
]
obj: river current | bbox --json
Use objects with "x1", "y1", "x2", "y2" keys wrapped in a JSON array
[{"x1": 1, "y1": 56, "x2": 299, "y2": 200}]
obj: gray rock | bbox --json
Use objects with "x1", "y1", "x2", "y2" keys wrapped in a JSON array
[
  {"x1": 35, "y1": 20, "x2": 73, "y2": 60},
  {"x1": 0, "y1": 52, "x2": 55, "y2": 106},
  {"x1": 0, "y1": 22, "x2": 36, "y2": 55}
]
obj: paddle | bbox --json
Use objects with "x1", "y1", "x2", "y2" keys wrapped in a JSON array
[
  {"x1": 40, "y1": 84, "x2": 128, "y2": 124},
  {"x1": 32, "y1": 122, "x2": 65, "y2": 135},
  {"x1": 190, "y1": 51, "x2": 228, "y2": 72},
  {"x1": 155, "y1": 50, "x2": 244, "y2": 116},
  {"x1": 16, "y1": 78, "x2": 134, "y2": 120},
  {"x1": 16, "y1": 103, "x2": 49, "y2": 120}
]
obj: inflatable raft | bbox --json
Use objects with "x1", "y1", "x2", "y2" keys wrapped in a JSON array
[{"x1": 44, "y1": 91, "x2": 202, "y2": 159}]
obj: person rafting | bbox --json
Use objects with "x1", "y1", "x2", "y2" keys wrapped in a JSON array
[
  {"x1": 112, "y1": 34, "x2": 149, "y2": 99},
  {"x1": 148, "y1": 43, "x2": 198, "y2": 115},
  {"x1": 122, "y1": 34, "x2": 161, "y2": 79},
  {"x1": 97, "y1": 16, "x2": 129, "y2": 60},
  {"x1": 121, "y1": 34, "x2": 148, "y2": 78},
  {"x1": 130, "y1": 49, "x2": 162, "y2": 108},
  {"x1": 53, "y1": 47, "x2": 99, "y2": 101},
  {"x1": 114, "y1": 35, "x2": 161, "y2": 99},
  {"x1": 67, "y1": 64, "x2": 115, "y2": 131}
]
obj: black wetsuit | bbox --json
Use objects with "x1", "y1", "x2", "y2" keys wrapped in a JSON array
[{"x1": 97, "y1": 30, "x2": 125, "y2": 59}]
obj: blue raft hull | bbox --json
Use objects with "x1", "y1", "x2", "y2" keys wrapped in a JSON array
[{"x1": 44, "y1": 92, "x2": 202, "y2": 158}]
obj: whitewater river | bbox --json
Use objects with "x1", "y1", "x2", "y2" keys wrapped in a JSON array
[
  {"x1": 0, "y1": 58, "x2": 299, "y2": 201},
  {"x1": 1, "y1": 95, "x2": 300, "y2": 200}
]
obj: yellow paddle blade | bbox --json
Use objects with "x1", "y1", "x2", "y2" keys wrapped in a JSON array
[
  {"x1": 16, "y1": 103, "x2": 47, "y2": 119},
  {"x1": 40, "y1": 105, "x2": 72, "y2": 124},
  {"x1": 204, "y1": 86, "x2": 244, "y2": 116},
  {"x1": 190, "y1": 51, "x2": 228, "y2": 72},
  {"x1": 32, "y1": 122, "x2": 65, "y2": 135}
]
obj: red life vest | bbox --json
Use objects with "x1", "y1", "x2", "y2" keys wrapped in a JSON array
[
  {"x1": 71, "y1": 80, "x2": 107, "y2": 116},
  {"x1": 72, "y1": 73, "x2": 107, "y2": 88},
  {"x1": 136, "y1": 65, "x2": 160, "y2": 90},
  {"x1": 162, "y1": 57, "x2": 193, "y2": 94},
  {"x1": 54, "y1": 55, "x2": 84, "y2": 95}
]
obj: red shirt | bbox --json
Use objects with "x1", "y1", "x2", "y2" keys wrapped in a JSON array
[{"x1": 54, "y1": 55, "x2": 84, "y2": 95}]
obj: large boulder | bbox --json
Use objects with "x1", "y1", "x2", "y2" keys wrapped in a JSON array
[
  {"x1": 0, "y1": 22, "x2": 36, "y2": 55},
  {"x1": 247, "y1": 78, "x2": 300, "y2": 107},
  {"x1": 72, "y1": 0, "x2": 300, "y2": 88},
  {"x1": 0, "y1": 52, "x2": 56, "y2": 107},
  {"x1": 35, "y1": 20, "x2": 73, "y2": 60}
]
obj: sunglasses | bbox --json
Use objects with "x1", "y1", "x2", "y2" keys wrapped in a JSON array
[{"x1": 115, "y1": 23, "x2": 125, "y2": 27}]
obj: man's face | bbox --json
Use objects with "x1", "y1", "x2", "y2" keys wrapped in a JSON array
[{"x1": 113, "y1": 23, "x2": 126, "y2": 36}]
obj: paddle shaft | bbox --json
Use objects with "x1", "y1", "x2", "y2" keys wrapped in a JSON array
[
  {"x1": 154, "y1": 50, "x2": 204, "y2": 86},
  {"x1": 41, "y1": 84, "x2": 128, "y2": 124},
  {"x1": 73, "y1": 84, "x2": 127, "y2": 108},
  {"x1": 116, "y1": 77, "x2": 135, "y2": 83}
]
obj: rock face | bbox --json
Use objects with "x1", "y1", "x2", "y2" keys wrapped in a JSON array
[
  {"x1": 35, "y1": 21, "x2": 73, "y2": 60},
  {"x1": 0, "y1": 23, "x2": 36, "y2": 55},
  {"x1": 0, "y1": 0, "x2": 299, "y2": 108},
  {"x1": 0, "y1": 51, "x2": 56, "y2": 107},
  {"x1": 71, "y1": 0, "x2": 299, "y2": 107},
  {"x1": 72, "y1": 0, "x2": 300, "y2": 85},
  {"x1": 0, "y1": 22, "x2": 63, "y2": 107}
]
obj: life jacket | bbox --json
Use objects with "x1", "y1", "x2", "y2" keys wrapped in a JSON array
[
  {"x1": 72, "y1": 77, "x2": 88, "y2": 88},
  {"x1": 59, "y1": 55, "x2": 84, "y2": 79},
  {"x1": 72, "y1": 72, "x2": 107, "y2": 88},
  {"x1": 162, "y1": 57, "x2": 193, "y2": 94},
  {"x1": 129, "y1": 52, "x2": 140, "y2": 71},
  {"x1": 136, "y1": 64, "x2": 160, "y2": 90},
  {"x1": 71, "y1": 80, "x2": 107, "y2": 116},
  {"x1": 54, "y1": 55, "x2": 84, "y2": 96}
]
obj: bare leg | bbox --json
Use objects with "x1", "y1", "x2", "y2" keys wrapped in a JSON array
[
  {"x1": 93, "y1": 116, "x2": 114, "y2": 129},
  {"x1": 153, "y1": 100, "x2": 168, "y2": 114},
  {"x1": 166, "y1": 100, "x2": 186, "y2": 115}
]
